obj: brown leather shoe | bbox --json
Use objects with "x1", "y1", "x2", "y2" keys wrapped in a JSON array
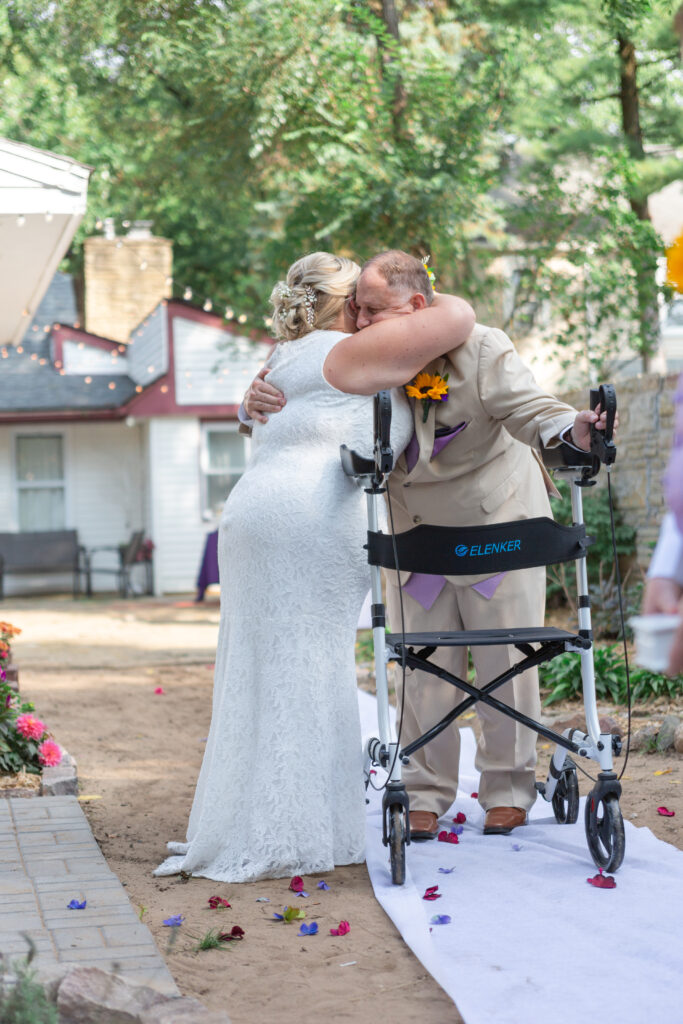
[
  {"x1": 483, "y1": 806, "x2": 527, "y2": 835},
  {"x1": 409, "y1": 810, "x2": 439, "y2": 841}
]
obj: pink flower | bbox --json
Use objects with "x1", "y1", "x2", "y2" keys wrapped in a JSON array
[
  {"x1": 38, "y1": 739, "x2": 62, "y2": 767},
  {"x1": 438, "y1": 830, "x2": 459, "y2": 845},
  {"x1": 154, "y1": 687, "x2": 165, "y2": 695},
  {"x1": 208, "y1": 896, "x2": 231, "y2": 909},
  {"x1": 657, "y1": 807, "x2": 675, "y2": 817},
  {"x1": 16, "y1": 713, "x2": 46, "y2": 740},
  {"x1": 289, "y1": 875, "x2": 305, "y2": 893},
  {"x1": 453, "y1": 812, "x2": 466, "y2": 824},
  {"x1": 330, "y1": 920, "x2": 350, "y2": 936},
  {"x1": 422, "y1": 885, "x2": 441, "y2": 901}
]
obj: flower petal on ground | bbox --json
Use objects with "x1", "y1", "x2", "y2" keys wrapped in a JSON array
[
  {"x1": 470, "y1": 792, "x2": 478, "y2": 798},
  {"x1": 208, "y1": 896, "x2": 231, "y2": 909},
  {"x1": 438, "y1": 867, "x2": 455, "y2": 874},
  {"x1": 437, "y1": 830, "x2": 458, "y2": 845},
  {"x1": 657, "y1": 806, "x2": 675, "y2": 817},
  {"x1": 154, "y1": 687, "x2": 165, "y2": 694},
  {"x1": 219, "y1": 926, "x2": 245, "y2": 941},
  {"x1": 298, "y1": 922, "x2": 318, "y2": 936},
  {"x1": 163, "y1": 914, "x2": 185, "y2": 926},
  {"x1": 330, "y1": 920, "x2": 350, "y2": 936},
  {"x1": 317, "y1": 880, "x2": 330, "y2": 890},
  {"x1": 289, "y1": 875, "x2": 305, "y2": 892},
  {"x1": 430, "y1": 915, "x2": 451, "y2": 925},
  {"x1": 451, "y1": 825, "x2": 464, "y2": 836},
  {"x1": 587, "y1": 872, "x2": 617, "y2": 889},
  {"x1": 67, "y1": 899, "x2": 86, "y2": 910},
  {"x1": 453, "y1": 812, "x2": 466, "y2": 824},
  {"x1": 423, "y1": 886, "x2": 441, "y2": 901}
]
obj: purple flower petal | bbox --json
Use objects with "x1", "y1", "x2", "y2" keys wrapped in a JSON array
[
  {"x1": 438, "y1": 867, "x2": 455, "y2": 874},
  {"x1": 510, "y1": 843, "x2": 523, "y2": 852},
  {"x1": 450, "y1": 824, "x2": 464, "y2": 836},
  {"x1": 67, "y1": 899, "x2": 86, "y2": 910},
  {"x1": 317, "y1": 880, "x2": 330, "y2": 890},
  {"x1": 296, "y1": 891, "x2": 309, "y2": 898},
  {"x1": 298, "y1": 921, "x2": 318, "y2": 936},
  {"x1": 430, "y1": 914, "x2": 451, "y2": 925},
  {"x1": 162, "y1": 914, "x2": 184, "y2": 926},
  {"x1": 272, "y1": 913, "x2": 284, "y2": 920}
]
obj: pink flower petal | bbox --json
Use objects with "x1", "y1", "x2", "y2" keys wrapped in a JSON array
[
  {"x1": 289, "y1": 875, "x2": 305, "y2": 892},
  {"x1": 422, "y1": 885, "x2": 441, "y2": 901},
  {"x1": 154, "y1": 686, "x2": 165, "y2": 695},
  {"x1": 587, "y1": 871, "x2": 617, "y2": 889},
  {"x1": 453, "y1": 812, "x2": 467, "y2": 824},
  {"x1": 330, "y1": 920, "x2": 350, "y2": 936},
  {"x1": 470, "y1": 792, "x2": 478, "y2": 799},
  {"x1": 657, "y1": 806, "x2": 675, "y2": 817},
  {"x1": 437, "y1": 830, "x2": 459, "y2": 845}
]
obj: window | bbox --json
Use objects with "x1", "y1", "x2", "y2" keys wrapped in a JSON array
[
  {"x1": 15, "y1": 434, "x2": 66, "y2": 531},
  {"x1": 202, "y1": 426, "x2": 249, "y2": 517}
]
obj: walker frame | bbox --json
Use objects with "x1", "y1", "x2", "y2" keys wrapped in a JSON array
[{"x1": 341, "y1": 386, "x2": 624, "y2": 885}]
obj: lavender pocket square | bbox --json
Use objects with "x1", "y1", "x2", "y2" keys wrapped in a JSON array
[{"x1": 431, "y1": 421, "x2": 468, "y2": 459}]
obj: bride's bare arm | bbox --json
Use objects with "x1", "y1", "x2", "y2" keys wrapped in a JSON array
[{"x1": 323, "y1": 293, "x2": 475, "y2": 395}]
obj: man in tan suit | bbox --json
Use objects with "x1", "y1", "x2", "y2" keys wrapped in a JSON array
[{"x1": 244, "y1": 250, "x2": 608, "y2": 838}]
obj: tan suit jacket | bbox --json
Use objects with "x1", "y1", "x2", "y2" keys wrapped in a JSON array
[{"x1": 387, "y1": 323, "x2": 577, "y2": 584}]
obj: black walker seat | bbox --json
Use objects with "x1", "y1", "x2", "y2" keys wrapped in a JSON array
[{"x1": 343, "y1": 384, "x2": 626, "y2": 883}]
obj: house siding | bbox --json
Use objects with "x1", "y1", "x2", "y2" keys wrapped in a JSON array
[
  {"x1": 128, "y1": 303, "x2": 169, "y2": 387},
  {"x1": 147, "y1": 417, "x2": 208, "y2": 595},
  {"x1": 0, "y1": 421, "x2": 146, "y2": 595}
]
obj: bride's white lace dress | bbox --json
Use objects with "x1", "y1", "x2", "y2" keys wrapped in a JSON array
[{"x1": 154, "y1": 329, "x2": 413, "y2": 882}]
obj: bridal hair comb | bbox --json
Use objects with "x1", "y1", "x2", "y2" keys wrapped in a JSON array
[
  {"x1": 421, "y1": 254, "x2": 436, "y2": 290},
  {"x1": 303, "y1": 285, "x2": 317, "y2": 326}
]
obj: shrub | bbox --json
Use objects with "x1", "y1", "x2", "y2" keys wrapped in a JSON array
[{"x1": 539, "y1": 643, "x2": 683, "y2": 705}]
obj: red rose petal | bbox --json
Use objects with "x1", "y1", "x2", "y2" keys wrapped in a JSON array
[
  {"x1": 154, "y1": 687, "x2": 165, "y2": 695},
  {"x1": 657, "y1": 807, "x2": 675, "y2": 817},
  {"x1": 437, "y1": 830, "x2": 459, "y2": 845},
  {"x1": 453, "y1": 812, "x2": 466, "y2": 824},
  {"x1": 587, "y1": 872, "x2": 617, "y2": 889},
  {"x1": 289, "y1": 875, "x2": 305, "y2": 892},
  {"x1": 422, "y1": 885, "x2": 442, "y2": 900},
  {"x1": 470, "y1": 792, "x2": 478, "y2": 798}
]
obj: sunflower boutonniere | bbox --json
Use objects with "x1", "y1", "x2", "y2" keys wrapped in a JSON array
[{"x1": 405, "y1": 372, "x2": 450, "y2": 422}]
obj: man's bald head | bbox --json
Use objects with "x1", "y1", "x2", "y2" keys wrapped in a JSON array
[{"x1": 362, "y1": 250, "x2": 434, "y2": 306}]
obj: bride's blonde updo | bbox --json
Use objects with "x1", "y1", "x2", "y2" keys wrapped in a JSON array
[{"x1": 269, "y1": 251, "x2": 360, "y2": 342}]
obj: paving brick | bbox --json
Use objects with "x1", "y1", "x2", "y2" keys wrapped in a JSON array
[
  {"x1": 102, "y1": 923, "x2": 160, "y2": 947},
  {"x1": 0, "y1": 911, "x2": 44, "y2": 930},
  {"x1": 34, "y1": 875, "x2": 120, "y2": 893},
  {"x1": 52, "y1": 925, "x2": 106, "y2": 951},
  {"x1": 42, "y1": 908, "x2": 139, "y2": 928},
  {"x1": 56, "y1": 947, "x2": 167, "y2": 965}
]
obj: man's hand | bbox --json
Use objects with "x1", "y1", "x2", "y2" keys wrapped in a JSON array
[
  {"x1": 570, "y1": 404, "x2": 619, "y2": 452},
  {"x1": 244, "y1": 367, "x2": 286, "y2": 424}
]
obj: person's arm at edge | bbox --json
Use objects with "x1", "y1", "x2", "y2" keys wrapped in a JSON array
[{"x1": 323, "y1": 293, "x2": 475, "y2": 395}]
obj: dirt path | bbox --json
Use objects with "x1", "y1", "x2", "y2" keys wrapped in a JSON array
[{"x1": 5, "y1": 597, "x2": 682, "y2": 1022}]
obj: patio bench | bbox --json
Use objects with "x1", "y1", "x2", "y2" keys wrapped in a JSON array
[{"x1": 0, "y1": 530, "x2": 88, "y2": 600}]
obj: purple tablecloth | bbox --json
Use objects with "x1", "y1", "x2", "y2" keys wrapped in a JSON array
[{"x1": 196, "y1": 530, "x2": 219, "y2": 602}]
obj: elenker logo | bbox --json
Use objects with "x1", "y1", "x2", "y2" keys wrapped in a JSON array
[{"x1": 455, "y1": 539, "x2": 521, "y2": 557}]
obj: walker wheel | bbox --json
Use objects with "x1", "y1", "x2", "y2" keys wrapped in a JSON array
[
  {"x1": 552, "y1": 760, "x2": 579, "y2": 824},
  {"x1": 584, "y1": 792, "x2": 625, "y2": 872},
  {"x1": 388, "y1": 804, "x2": 406, "y2": 886}
]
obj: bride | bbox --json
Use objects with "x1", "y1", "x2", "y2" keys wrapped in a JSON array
[{"x1": 154, "y1": 252, "x2": 474, "y2": 882}]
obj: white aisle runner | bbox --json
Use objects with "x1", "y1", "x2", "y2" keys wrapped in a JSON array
[{"x1": 358, "y1": 690, "x2": 682, "y2": 1024}]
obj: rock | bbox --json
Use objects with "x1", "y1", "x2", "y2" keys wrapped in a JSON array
[
  {"x1": 656, "y1": 714, "x2": 681, "y2": 752},
  {"x1": 41, "y1": 747, "x2": 78, "y2": 796},
  {"x1": 598, "y1": 715, "x2": 622, "y2": 736},
  {"x1": 630, "y1": 724, "x2": 658, "y2": 752},
  {"x1": 56, "y1": 967, "x2": 167, "y2": 1024},
  {"x1": 139, "y1": 997, "x2": 232, "y2": 1023},
  {"x1": 547, "y1": 712, "x2": 586, "y2": 734},
  {"x1": 674, "y1": 721, "x2": 683, "y2": 754},
  {"x1": 37, "y1": 963, "x2": 72, "y2": 1003}
]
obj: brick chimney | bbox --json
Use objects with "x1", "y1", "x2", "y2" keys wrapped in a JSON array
[{"x1": 83, "y1": 220, "x2": 173, "y2": 342}]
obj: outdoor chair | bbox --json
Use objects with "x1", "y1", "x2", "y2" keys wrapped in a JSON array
[{"x1": 85, "y1": 529, "x2": 152, "y2": 598}]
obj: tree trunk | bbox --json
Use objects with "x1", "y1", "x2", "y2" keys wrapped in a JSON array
[
  {"x1": 617, "y1": 35, "x2": 657, "y2": 372},
  {"x1": 378, "y1": 0, "x2": 407, "y2": 137}
]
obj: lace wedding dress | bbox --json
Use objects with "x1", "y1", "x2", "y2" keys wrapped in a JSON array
[{"x1": 154, "y1": 329, "x2": 413, "y2": 882}]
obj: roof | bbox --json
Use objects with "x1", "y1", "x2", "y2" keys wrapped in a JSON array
[{"x1": 0, "y1": 136, "x2": 92, "y2": 347}]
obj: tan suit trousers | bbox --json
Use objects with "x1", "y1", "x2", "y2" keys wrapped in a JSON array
[{"x1": 385, "y1": 565, "x2": 545, "y2": 815}]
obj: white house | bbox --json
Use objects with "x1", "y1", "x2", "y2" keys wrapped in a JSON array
[{"x1": 0, "y1": 138, "x2": 272, "y2": 597}]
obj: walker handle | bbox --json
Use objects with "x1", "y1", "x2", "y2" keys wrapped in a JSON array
[
  {"x1": 589, "y1": 384, "x2": 617, "y2": 466},
  {"x1": 374, "y1": 391, "x2": 394, "y2": 478}
]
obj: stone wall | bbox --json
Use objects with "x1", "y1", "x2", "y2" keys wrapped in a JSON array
[{"x1": 560, "y1": 372, "x2": 679, "y2": 568}]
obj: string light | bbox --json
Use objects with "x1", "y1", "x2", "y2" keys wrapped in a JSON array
[
  {"x1": 45, "y1": 213, "x2": 53, "y2": 223},
  {"x1": 183, "y1": 287, "x2": 193, "y2": 300},
  {"x1": 84, "y1": 376, "x2": 92, "y2": 384},
  {"x1": 17, "y1": 215, "x2": 25, "y2": 227},
  {"x1": 203, "y1": 299, "x2": 213, "y2": 312}
]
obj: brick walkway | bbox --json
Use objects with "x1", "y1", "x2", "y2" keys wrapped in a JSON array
[{"x1": 0, "y1": 795, "x2": 177, "y2": 995}]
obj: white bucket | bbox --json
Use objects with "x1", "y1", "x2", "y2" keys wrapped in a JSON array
[{"x1": 628, "y1": 614, "x2": 681, "y2": 673}]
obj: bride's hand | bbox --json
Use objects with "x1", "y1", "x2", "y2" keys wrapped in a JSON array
[{"x1": 244, "y1": 367, "x2": 286, "y2": 423}]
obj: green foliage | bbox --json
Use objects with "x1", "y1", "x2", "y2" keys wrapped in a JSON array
[
  {"x1": 539, "y1": 642, "x2": 683, "y2": 705},
  {"x1": 195, "y1": 929, "x2": 223, "y2": 951},
  {"x1": 0, "y1": 683, "x2": 44, "y2": 775},
  {"x1": 0, "y1": 949, "x2": 58, "y2": 1024}
]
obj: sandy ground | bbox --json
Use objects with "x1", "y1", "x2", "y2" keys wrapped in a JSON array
[{"x1": 4, "y1": 596, "x2": 682, "y2": 1022}]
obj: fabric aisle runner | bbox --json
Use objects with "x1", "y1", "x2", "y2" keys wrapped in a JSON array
[{"x1": 357, "y1": 690, "x2": 682, "y2": 1024}]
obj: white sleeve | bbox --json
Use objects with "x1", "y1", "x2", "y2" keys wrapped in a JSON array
[
  {"x1": 237, "y1": 402, "x2": 253, "y2": 427},
  {"x1": 648, "y1": 513, "x2": 683, "y2": 584}
]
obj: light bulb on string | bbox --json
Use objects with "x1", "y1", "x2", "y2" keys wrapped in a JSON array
[
  {"x1": 203, "y1": 299, "x2": 213, "y2": 312},
  {"x1": 184, "y1": 287, "x2": 193, "y2": 301}
]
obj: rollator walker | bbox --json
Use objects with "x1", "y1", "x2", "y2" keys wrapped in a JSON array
[{"x1": 341, "y1": 385, "x2": 624, "y2": 885}]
